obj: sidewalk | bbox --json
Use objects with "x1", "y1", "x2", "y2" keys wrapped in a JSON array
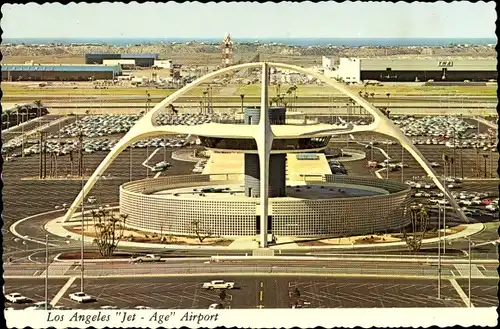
[
  {"x1": 171, "y1": 150, "x2": 205, "y2": 163},
  {"x1": 44, "y1": 214, "x2": 484, "y2": 251}
]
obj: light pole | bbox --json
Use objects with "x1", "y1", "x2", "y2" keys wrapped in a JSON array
[
  {"x1": 482, "y1": 154, "x2": 488, "y2": 178},
  {"x1": 80, "y1": 132, "x2": 85, "y2": 293},
  {"x1": 468, "y1": 237, "x2": 472, "y2": 308},
  {"x1": 240, "y1": 94, "x2": 245, "y2": 113},
  {"x1": 45, "y1": 234, "x2": 48, "y2": 310},
  {"x1": 401, "y1": 145, "x2": 404, "y2": 183},
  {"x1": 386, "y1": 141, "x2": 389, "y2": 179},
  {"x1": 129, "y1": 145, "x2": 133, "y2": 182},
  {"x1": 442, "y1": 156, "x2": 447, "y2": 255}
]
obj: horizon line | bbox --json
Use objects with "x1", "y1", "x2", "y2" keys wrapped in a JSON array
[{"x1": 3, "y1": 36, "x2": 497, "y2": 40}]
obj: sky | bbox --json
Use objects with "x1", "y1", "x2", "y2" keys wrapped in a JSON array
[{"x1": 1, "y1": 1, "x2": 496, "y2": 39}]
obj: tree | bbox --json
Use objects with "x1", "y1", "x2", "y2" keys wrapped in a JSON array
[
  {"x1": 191, "y1": 217, "x2": 212, "y2": 243},
  {"x1": 34, "y1": 100, "x2": 43, "y2": 108},
  {"x1": 91, "y1": 208, "x2": 128, "y2": 257},
  {"x1": 403, "y1": 204, "x2": 429, "y2": 252}
]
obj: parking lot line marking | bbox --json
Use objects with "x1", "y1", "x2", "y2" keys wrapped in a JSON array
[
  {"x1": 50, "y1": 276, "x2": 76, "y2": 306},
  {"x1": 151, "y1": 291, "x2": 183, "y2": 303},
  {"x1": 33, "y1": 270, "x2": 40, "y2": 276},
  {"x1": 301, "y1": 291, "x2": 325, "y2": 302},
  {"x1": 449, "y1": 278, "x2": 474, "y2": 308}
]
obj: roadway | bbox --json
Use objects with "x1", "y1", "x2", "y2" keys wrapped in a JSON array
[{"x1": 4, "y1": 275, "x2": 497, "y2": 310}]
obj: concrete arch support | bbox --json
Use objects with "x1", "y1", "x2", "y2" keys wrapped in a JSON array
[{"x1": 63, "y1": 61, "x2": 468, "y2": 226}]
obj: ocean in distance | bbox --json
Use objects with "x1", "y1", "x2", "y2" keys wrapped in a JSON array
[{"x1": 2, "y1": 37, "x2": 496, "y2": 46}]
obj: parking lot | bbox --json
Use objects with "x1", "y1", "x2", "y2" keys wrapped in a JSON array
[
  {"x1": 2, "y1": 114, "x2": 497, "y2": 255},
  {"x1": 2, "y1": 146, "x2": 196, "y2": 254},
  {"x1": 4, "y1": 276, "x2": 470, "y2": 310},
  {"x1": 456, "y1": 278, "x2": 498, "y2": 307}
]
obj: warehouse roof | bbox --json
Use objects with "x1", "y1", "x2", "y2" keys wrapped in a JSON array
[
  {"x1": 2, "y1": 64, "x2": 122, "y2": 73},
  {"x1": 359, "y1": 57, "x2": 496, "y2": 71}
]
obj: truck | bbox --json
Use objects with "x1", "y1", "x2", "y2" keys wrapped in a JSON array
[
  {"x1": 202, "y1": 280, "x2": 235, "y2": 290},
  {"x1": 132, "y1": 254, "x2": 162, "y2": 263}
]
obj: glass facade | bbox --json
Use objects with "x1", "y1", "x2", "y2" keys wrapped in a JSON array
[{"x1": 199, "y1": 136, "x2": 331, "y2": 151}]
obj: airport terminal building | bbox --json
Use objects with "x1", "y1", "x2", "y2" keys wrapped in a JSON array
[
  {"x1": 119, "y1": 106, "x2": 412, "y2": 238},
  {"x1": 1, "y1": 64, "x2": 122, "y2": 81},
  {"x1": 85, "y1": 53, "x2": 159, "y2": 67},
  {"x1": 327, "y1": 57, "x2": 497, "y2": 83}
]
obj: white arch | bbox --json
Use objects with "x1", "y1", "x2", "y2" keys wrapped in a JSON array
[{"x1": 62, "y1": 62, "x2": 468, "y2": 225}]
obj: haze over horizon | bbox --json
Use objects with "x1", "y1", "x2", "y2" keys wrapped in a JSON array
[{"x1": 1, "y1": 2, "x2": 496, "y2": 39}]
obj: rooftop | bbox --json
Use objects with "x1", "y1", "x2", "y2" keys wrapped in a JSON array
[{"x1": 2, "y1": 64, "x2": 122, "y2": 73}]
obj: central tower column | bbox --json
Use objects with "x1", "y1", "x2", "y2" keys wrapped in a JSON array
[{"x1": 255, "y1": 63, "x2": 274, "y2": 248}]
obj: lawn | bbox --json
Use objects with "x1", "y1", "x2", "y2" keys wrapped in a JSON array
[
  {"x1": 237, "y1": 84, "x2": 498, "y2": 97},
  {"x1": 1, "y1": 85, "x2": 218, "y2": 97}
]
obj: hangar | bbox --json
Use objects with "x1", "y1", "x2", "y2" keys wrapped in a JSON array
[
  {"x1": 85, "y1": 53, "x2": 159, "y2": 67},
  {"x1": 329, "y1": 57, "x2": 497, "y2": 83},
  {"x1": 1, "y1": 64, "x2": 122, "y2": 81}
]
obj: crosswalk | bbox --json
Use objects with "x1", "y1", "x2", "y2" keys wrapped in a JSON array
[
  {"x1": 40, "y1": 263, "x2": 76, "y2": 277},
  {"x1": 453, "y1": 264, "x2": 485, "y2": 278}
]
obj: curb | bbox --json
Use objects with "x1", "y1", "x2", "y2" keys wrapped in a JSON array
[{"x1": 4, "y1": 273, "x2": 497, "y2": 280}]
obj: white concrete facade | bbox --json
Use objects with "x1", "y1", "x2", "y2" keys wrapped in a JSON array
[
  {"x1": 337, "y1": 58, "x2": 362, "y2": 83},
  {"x1": 154, "y1": 60, "x2": 173, "y2": 69}
]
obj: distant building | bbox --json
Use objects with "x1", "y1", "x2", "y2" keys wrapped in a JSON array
[
  {"x1": 331, "y1": 57, "x2": 497, "y2": 83},
  {"x1": 2, "y1": 64, "x2": 122, "y2": 81},
  {"x1": 85, "y1": 53, "x2": 159, "y2": 67},
  {"x1": 102, "y1": 59, "x2": 136, "y2": 69},
  {"x1": 154, "y1": 59, "x2": 173, "y2": 69}
]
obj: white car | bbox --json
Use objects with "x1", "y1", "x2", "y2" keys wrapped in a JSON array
[
  {"x1": 25, "y1": 301, "x2": 53, "y2": 310},
  {"x1": 208, "y1": 303, "x2": 223, "y2": 309},
  {"x1": 100, "y1": 305, "x2": 118, "y2": 309},
  {"x1": 202, "y1": 280, "x2": 235, "y2": 290},
  {"x1": 69, "y1": 292, "x2": 94, "y2": 303},
  {"x1": 5, "y1": 293, "x2": 29, "y2": 303},
  {"x1": 134, "y1": 306, "x2": 152, "y2": 310},
  {"x1": 131, "y1": 254, "x2": 161, "y2": 263}
]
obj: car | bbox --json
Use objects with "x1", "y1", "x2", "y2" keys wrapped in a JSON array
[
  {"x1": 69, "y1": 292, "x2": 95, "y2": 303},
  {"x1": 134, "y1": 306, "x2": 152, "y2": 310},
  {"x1": 5, "y1": 293, "x2": 29, "y2": 304},
  {"x1": 202, "y1": 280, "x2": 235, "y2": 290},
  {"x1": 430, "y1": 162, "x2": 441, "y2": 167},
  {"x1": 208, "y1": 303, "x2": 223, "y2": 309},
  {"x1": 25, "y1": 301, "x2": 53, "y2": 310},
  {"x1": 100, "y1": 305, "x2": 118, "y2": 310},
  {"x1": 132, "y1": 254, "x2": 161, "y2": 263},
  {"x1": 54, "y1": 306, "x2": 73, "y2": 310}
]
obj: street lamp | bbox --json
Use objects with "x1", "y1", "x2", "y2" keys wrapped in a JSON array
[
  {"x1": 240, "y1": 94, "x2": 245, "y2": 114},
  {"x1": 482, "y1": 154, "x2": 488, "y2": 178}
]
